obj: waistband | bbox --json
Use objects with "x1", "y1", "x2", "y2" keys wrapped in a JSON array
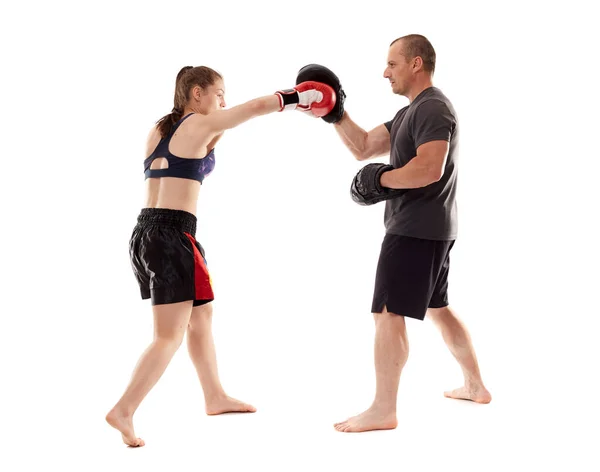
[{"x1": 136, "y1": 208, "x2": 197, "y2": 235}]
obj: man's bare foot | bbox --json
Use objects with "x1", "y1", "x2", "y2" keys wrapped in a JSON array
[
  {"x1": 334, "y1": 407, "x2": 398, "y2": 433},
  {"x1": 205, "y1": 395, "x2": 257, "y2": 415},
  {"x1": 444, "y1": 385, "x2": 492, "y2": 404},
  {"x1": 106, "y1": 408, "x2": 145, "y2": 447}
]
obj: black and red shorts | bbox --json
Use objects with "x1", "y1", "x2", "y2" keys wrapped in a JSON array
[{"x1": 129, "y1": 208, "x2": 214, "y2": 306}]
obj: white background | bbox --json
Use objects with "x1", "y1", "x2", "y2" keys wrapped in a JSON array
[{"x1": 1, "y1": 0, "x2": 599, "y2": 470}]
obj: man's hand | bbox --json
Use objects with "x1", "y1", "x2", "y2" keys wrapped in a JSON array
[{"x1": 350, "y1": 163, "x2": 406, "y2": 206}]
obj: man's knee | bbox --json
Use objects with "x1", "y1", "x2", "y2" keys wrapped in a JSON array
[
  {"x1": 427, "y1": 305, "x2": 454, "y2": 324},
  {"x1": 373, "y1": 306, "x2": 407, "y2": 330}
]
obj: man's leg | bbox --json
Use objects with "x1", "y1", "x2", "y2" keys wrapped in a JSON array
[
  {"x1": 428, "y1": 306, "x2": 492, "y2": 403},
  {"x1": 334, "y1": 306, "x2": 407, "y2": 433},
  {"x1": 334, "y1": 234, "x2": 440, "y2": 432},
  {"x1": 426, "y1": 239, "x2": 491, "y2": 403}
]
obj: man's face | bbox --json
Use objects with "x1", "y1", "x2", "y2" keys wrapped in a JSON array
[{"x1": 383, "y1": 41, "x2": 412, "y2": 96}]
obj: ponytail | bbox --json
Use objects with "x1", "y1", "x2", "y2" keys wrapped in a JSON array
[
  {"x1": 156, "y1": 107, "x2": 185, "y2": 139},
  {"x1": 156, "y1": 65, "x2": 222, "y2": 138}
]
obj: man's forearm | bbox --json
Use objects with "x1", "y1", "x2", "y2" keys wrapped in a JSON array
[
  {"x1": 333, "y1": 112, "x2": 368, "y2": 160},
  {"x1": 380, "y1": 158, "x2": 439, "y2": 189}
]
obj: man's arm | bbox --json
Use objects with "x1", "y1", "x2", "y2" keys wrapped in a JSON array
[
  {"x1": 333, "y1": 111, "x2": 391, "y2": 161},
  {"x1": 380, "y1": 140, "x2": 449, "y2": 189},
  {"x1": 381, "y1": 99, "x2": 454, "y2": 189}
]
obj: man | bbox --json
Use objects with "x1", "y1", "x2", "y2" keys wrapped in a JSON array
[{"x1": 329, "y1": 34, "x2": 492, "y2": 433}]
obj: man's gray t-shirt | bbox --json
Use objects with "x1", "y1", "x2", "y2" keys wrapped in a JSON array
[{"x1": 384, "y1": 86, "x2": 458, "y2": 241}]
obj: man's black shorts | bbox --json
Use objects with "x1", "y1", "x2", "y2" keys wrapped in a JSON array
[
  {"x1": 129, "y1": 208, "x2": 214, "y2": 306},
  {"x1": 371, "y1": 233, "x2": 455, "y2": 320}
]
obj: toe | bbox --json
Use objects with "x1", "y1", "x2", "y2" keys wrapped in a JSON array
[
  {"x1": 444, "y1": 388, "x2": 463, "y2": 399},
  {"x1": 126, "y1": 437, "x2": 144, "y2": 447}
]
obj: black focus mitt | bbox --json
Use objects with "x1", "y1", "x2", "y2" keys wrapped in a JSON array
[
  {"x1": 296, "y1": 64, "x2": 346, "y2": 123},
  {"x1": 350, "y1": 163, "x2": 407, "y2": 206}
]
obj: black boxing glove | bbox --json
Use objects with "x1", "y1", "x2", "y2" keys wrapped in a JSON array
[
  {"x1": 350, "y1": 163, "x2": 407, "y2": 206},
  {"x1": 296, "y1": 64, "x2": 346, "y2": 123}
]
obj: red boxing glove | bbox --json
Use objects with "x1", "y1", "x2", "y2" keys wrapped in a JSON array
[{"x1": 275, "y1": 81, "x2": 336, "y2": 117}]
